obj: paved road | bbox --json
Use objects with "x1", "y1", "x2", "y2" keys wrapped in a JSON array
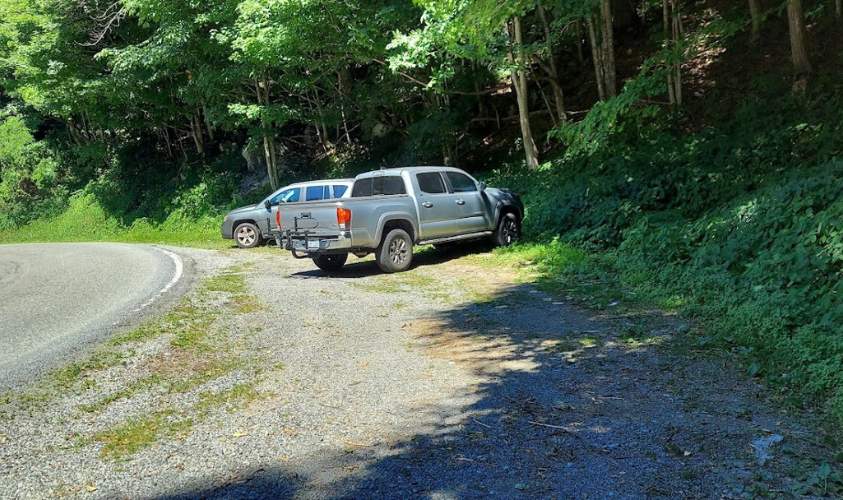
[{"x1": 0, "y1": 243, "x2": 185, "y2": 388}]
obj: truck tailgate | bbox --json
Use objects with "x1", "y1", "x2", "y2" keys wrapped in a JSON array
[{"x1": 276, "y1": 201, "x2": 342, "y2": 236}]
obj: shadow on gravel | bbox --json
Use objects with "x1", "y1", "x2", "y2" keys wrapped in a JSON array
[
  {"x1": 154, "y1": 283, "x2": 806, "y2": 499},
  {"x1": 288, "y1": 242, "x2": 494, "y2": 279}
]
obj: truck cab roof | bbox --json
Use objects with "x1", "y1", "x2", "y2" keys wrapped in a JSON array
[{"x1": 354, "y1": 166, "x2": 469, "y2": 180}]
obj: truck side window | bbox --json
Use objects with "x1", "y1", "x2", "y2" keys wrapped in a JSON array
[
  {"x1": 376, "y1": 176, "x2": 407, "y2": 195},
  {"x1": 445, "y1": 172, "x2": 477, "y2": 193},
  {"x1": 332, "y1": 185, "x2": 348, "y2": 198},
  {"x1": 416, "y1": 172, "x2": 446, "y2": 194},
  {"x1": 352, "y1": 178, "x2": 373, "y2": 197},
  {"x1": 353, "y1": 176, "x2": 406, "y2": 197}
]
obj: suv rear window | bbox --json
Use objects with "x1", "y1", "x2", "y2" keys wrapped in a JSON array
[
  {"x1": 352, "y1": 176, "x2": 406, "y2": 197},
  {"x1": 332, "y1": 185, "x2": 348, "y2": 198},
  {"x1": 306, "y1": 185, "x2": 329, "y2": 201},
  {"x1": 417, "y1": 172, "x2": 446, "y2": 194}
]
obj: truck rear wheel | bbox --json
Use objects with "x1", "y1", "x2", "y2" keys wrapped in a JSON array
[
  {"x1": 376, "y1": 229, "x2": 413, "y2": 273},
  {"x1": 312, "y1": 253, "x2": 348, "y2": 272}
]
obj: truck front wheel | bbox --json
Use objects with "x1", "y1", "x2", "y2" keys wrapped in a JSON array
[
  {"x1": 376, "y1": 229, "x2": 413, "y2": 273},
  {"x1": 312, "y1": 253, "x2": 348, "y2": 272},
  {"x1": 494, "y1": 212, "x2": 520, "y2": 247}
]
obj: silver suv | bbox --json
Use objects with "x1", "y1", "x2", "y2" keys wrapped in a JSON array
[{"x1": 221, "y1": 179, "x2": 353, "y2": 248}]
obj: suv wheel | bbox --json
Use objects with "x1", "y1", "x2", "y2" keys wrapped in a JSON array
[
  {"x1": 235, "y1": 222, "x2": 262, "y2": 249},
  {"x1": 494, "y1": 213, "x2": 520, "y2": 247},
  {"x1": 312, "y1": 253, "x2": 348, "y2": 272},
  {"x1": 376, "y1": 229, "x2": 413, "y2": 273}
]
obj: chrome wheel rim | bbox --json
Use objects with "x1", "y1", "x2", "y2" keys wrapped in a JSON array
[
  {"x1": 502, "y1": 219, "x2": 518, "y2": 245},
  {"x1": 388, "y1": 237, "x2": 409, "y2": 265},
  {"x1": 237, "y1": 226, "x2": 257, "y2": 246}
]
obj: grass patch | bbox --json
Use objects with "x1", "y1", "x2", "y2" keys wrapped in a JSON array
[
  {"x1": 202, "y1": 272, "x2": 248, "y2": 294},
  {"x1": 229, "y1": 294, "x2": 263, "y2": 314},
  {"x1": 78, "y1": 375, "x2": 163, "y2": 414},
  {"x1": 94, "y1": 380, "x2": 263, "y2": 460},
  {"x1": 195, "y1": 382, "x2": 262, "y2": 414},
  {"x1": 95, "y1": 409, "x2": 193, "y2": 460},
  {"x1": 355, "y1": 269, "x2": 437, "y2": 294},
  {"x1": 0, "y1": 192, "x2": 230, "y2": 249}
]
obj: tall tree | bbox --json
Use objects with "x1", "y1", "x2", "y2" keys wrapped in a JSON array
[
  {"x1": 585, "y1": 0, "x2": 616, "y2": 99},
  {"x1": 663, "y1": 0, "x2": 683, "y2": 106},
  {"x1": 509, "y1": 15, "x2": 539, "y2": 169},
  {"x1": 748, "y1": 0, "x2": 762, "y2": 41},
  {"x1": 786, "y1": 0, "x2": 812, "y2": 88},
  {"x1": 536, "y1": 3, "x2": 566, "y2": 124},
  {"x1": 396, "y1": 0, "x2": 542, "y2": 169}
]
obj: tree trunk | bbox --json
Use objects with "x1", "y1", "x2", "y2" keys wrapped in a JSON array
[
  {"x1": 575, "y1": 20, "x2": 585, "y2": 65},
  {"x1": 262, "y1": 134, "x2": 279, "y2": 190},
  {"x1": 663, "y1": 0, "x2": 683, "y2": 106},
  {"x1": 786, "y1": 0, "x2": 812, "y2": 85},
  {"x1": 163, "y1": 127, "x2": 173, "y2": 159},
  {"x1": 586, "y1": 15, "x2": 606, "y2": 100},
  {"x1": 311, "y1": 90, "x2": 331, "y2": 151},
  {"x1": 537, "y1": 4, "x2": 567, "y2": 124},
  {"x1": 748, "y1": 0, "x2": 762, "y2": 41},
  {"x1": 190, "y1": 112, "x2": 205, "y2": 156},
  {"x1": 837, "y1": 0, "x2": 842, "y2": 20},
  {"x1": 256, "y1": 79, "x2": 279, "y2": 189},
  {"x1": 202, "y1": 103, "x2": 215, "y2": 142},
  {"x1": 510, "y1": 16, "x2": 540, "y2": 170},
  {"x1": 600, "y1": 0, "x2": 617, "y2": 97},
  {"x1": 337, "y1": 72, "x2": 352, "y2": 144}
]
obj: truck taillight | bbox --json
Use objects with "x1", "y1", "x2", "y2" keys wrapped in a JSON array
[
  {"x1": 337, "y1": 207, "x2": 351, "y2": 230},
  {"x1": 275, "y1": 209, "x2": 281, "y2": 229}
]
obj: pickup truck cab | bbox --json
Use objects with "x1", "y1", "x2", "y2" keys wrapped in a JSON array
[{"x1": 272, "y1": 166, "x2": 522, "y2": 272}]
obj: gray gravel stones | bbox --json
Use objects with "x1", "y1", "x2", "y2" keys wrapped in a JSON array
[{"x1": 0, "y1": 247, "x2": 834, "y2": 499}]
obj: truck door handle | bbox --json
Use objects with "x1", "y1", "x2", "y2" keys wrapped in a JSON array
[
  {"x1": 455, "y1": 199, "x2": 465, "y2": 205},
  {"x1": 422, "y1": 202, "x2": 433, "y2": 208}
]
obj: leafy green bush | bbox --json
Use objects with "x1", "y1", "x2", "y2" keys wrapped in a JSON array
[
  {"x1": 487, "y1": 94, "x2": 843, "y2": 427},
  {"x1": 0, "y1": 116, "x2": 66, "y2": 228}
]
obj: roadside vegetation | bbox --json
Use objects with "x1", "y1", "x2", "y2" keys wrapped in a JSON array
[{"x1": 0, "y1": 0, "x2": 840, "y2": 436}]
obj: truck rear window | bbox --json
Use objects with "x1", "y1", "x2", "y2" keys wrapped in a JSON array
[{"x1": 352, "y1": 176, "x2": 406, "y2": 197}]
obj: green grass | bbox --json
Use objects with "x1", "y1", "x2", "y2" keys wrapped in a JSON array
[
  {"x1": 202, "y1": 272, "x2": 248, "y2": 294},
  {"x1": 0, "y1": 192, "x2": 230, "y2": 249},
  {"x1": 94, "y1": 409, "x2": 193, "y2": 460},
  {"x1": 94, "y1": 380, "x2": 263, "y2": 460}
]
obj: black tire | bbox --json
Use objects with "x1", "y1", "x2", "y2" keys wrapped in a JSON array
[
  {"x1": 234, "y1": 222, "x2": 263, "y2": 249},
  {"x1": 312, "y1": 253, "x2": 348, "y2": 272},
  {"x1": 376, "y1": 229, "x2": 413, "y2": 273},
  {"x1": 493, "y1": 212, "x2": 520, "y2": 247}
]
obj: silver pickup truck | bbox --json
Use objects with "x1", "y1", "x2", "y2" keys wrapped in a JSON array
[{"x1": 271, "y1": 166, "x2": 522, "y2": 273}]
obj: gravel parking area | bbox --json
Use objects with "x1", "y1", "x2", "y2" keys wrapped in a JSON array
[{"x1": 0, "y1": 246, "x2": 835, "y2": 498}]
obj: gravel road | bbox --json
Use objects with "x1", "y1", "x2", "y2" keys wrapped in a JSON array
[
  {"x1": 0, "y1": 243, "x2": 188, "y2": 388},
  {"x1": 0, "y1": 245, "x2": 835, "y2": 498}
]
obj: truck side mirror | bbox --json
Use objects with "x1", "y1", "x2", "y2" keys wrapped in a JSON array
[
  {"x1": 264, "y1": 200, "x2": 272, "y2": 210},
  {"x1": 478, "y1": 181, "x2": 487, "y2": 191}
]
